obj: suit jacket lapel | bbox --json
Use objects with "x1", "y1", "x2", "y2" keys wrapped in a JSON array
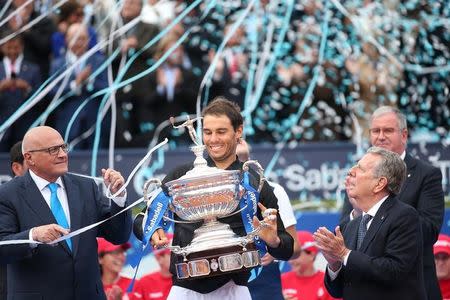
[
  {"x1": 343, "y1": 218, "x2": 360, "y2": 250},
  {"x1": 398, "y1": 154, "x2": 415, "y2": 199},
  {"x1": 62, "y1": 174, "x2": 82, "y2": 257},
  {"x1": 21, "y1": 172, "x2": 55, "y2": 224},
  {"x1": 359, "y1": 196, "x2": 395, "y2": 252},
  {"x1": 0, "y1": 62, "x2": 6, "y2": 79}
]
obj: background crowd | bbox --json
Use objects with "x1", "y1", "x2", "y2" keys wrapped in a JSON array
[{"x1": 0, "y1": 0, "x2": 448, "y2": 151}]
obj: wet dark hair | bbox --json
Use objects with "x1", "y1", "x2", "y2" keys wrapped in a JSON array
[{"x1": 202, "y1": 96, "x2": 243, "y2": 131}]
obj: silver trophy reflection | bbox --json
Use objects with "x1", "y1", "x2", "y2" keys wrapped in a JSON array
[{"x1": 143, "y1": 116, "x2": 266, "y2": 279}]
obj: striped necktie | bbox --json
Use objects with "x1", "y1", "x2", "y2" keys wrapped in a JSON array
[{"x1": 357, "y1": 214, "x2": 372, "y2": 250}]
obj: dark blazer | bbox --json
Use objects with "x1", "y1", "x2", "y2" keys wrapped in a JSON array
[
  {"x1": 327, "y1": 196, "x2": 426, "y2": 300},
  {"x1": 340, "y1": 153, "x2": 444, "y2": 299},
  {"x1": 0, "y1": 172, "x2": 132, "y2": 300},
  {"x1": 0, "y1": 60, "x2": 41, "y2": 117},
  {"x1": 0, "y1": 60, "x2": 42, "y2": 151}
]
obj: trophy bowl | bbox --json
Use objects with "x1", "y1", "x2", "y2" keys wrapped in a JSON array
[
  {"x1": 163, "y1": 163, "x2": 262, "y2": 280},
  {"x1": 165, "y1": 169, "x2": 243, "y2": 221}
]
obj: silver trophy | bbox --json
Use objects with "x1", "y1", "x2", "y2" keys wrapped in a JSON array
[{"x1": 143, "y1": 116, "x2": 265, "y2": 279}]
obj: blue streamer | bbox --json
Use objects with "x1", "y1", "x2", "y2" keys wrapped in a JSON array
[
  {"x1": 240, "y1": 171, "x2": 267, "y2": 282},
  {"x1": 240, "y1": 172, "x2": 266, "y2": 256},
  {"x1": 128, "y1": 189, "x2": 172, "y2": 269},
  {"x1": 141, "y1": 190, "x2": 172, "y2": 250},
  {"x1": 127, "y1": 189, "x2": 172, "y2": 293},
  {"x1": 264, "y1": 2, "x2": 331, "y2": 177}
]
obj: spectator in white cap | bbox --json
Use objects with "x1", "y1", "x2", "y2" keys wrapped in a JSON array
[{"x1": 434, "y1": 233, "x2": 450, "y2": 299}]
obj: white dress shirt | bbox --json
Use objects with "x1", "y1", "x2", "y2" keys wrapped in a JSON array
[
  {"x1": 28, "y1": 170, "x2": 126, "y2": 242},
  {"x1": 329, "y1": 195, "x2": 389, "y2": 280}
]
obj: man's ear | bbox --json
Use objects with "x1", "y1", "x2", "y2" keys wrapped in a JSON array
[
  {"x1": 236, "y1": 125, "x2": 243, "y2": 139},
  {"x1": 11, "y1": 162, "x2": 24, "y2": 177},
  {"x1": 23, "y1": 152, "x2": 33, "y2": 166},
  {"x1": 374, "y1": 177, "x2": 388, "y2": 194},
  {"x1": 401, "y1": 128, "x2": 408, "y2": 146}
]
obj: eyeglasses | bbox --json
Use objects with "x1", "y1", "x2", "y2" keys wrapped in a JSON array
[
  {"x1": 369, "y1": 127, "x2": 398, "y2": 136},
  {"x1": 28, "y1": 143, "x2": 69, "y2": 156}
]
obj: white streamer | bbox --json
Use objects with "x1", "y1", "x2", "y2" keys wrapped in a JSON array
[
  {"x1": 105, "y1": 138, "x2": 168, "y2": 198},
  {"x1": 0, "y1": 0, "x2": 68, "y2": 45},
  {"x1": 50, "y1": 196, "x2": 145, "y2": 245},
  {"x1": 0, "y1": 138, "x2": 169, "y2": 247},
  {"x1": 0, "y1": 16, "x2": 140, "y2": 134}
]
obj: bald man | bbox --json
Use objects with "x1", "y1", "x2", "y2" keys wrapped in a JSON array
[
  {"x1": 49, "y1": 23, "x2": 108, "y2": 149},
  {"x1": 0, "y1": 126, "x2": 131, "y2": 299}
]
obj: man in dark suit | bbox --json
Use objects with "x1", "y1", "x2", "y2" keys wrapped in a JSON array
[
  {"x1": 0, "y1": 126, "x2": 132, "y2": 300},
  {"x1": 341, "y1": 106, "x2": 444, "y2": 299},
  {"x1": 0, "y1": 31, "x2": 42, "y2": 151},
  {"x1": 315, "y1": 147, "x2": 426, "y2": 299},
  {"x1": 0, "y1": 141, "x2": 28, "y2": 299},
  {"x1": 0, "y1": 141, "x2": 27, "y2": 300}
]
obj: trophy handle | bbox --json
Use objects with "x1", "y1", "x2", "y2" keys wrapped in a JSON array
[
  {"x1": 143, "y1": 178, "x2": 162, "y2": 202},
  {"x1": 242, "y1": 160, "x2": 265, "y2": 193}
]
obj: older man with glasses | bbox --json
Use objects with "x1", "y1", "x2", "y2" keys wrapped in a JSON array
[
  {"x1": 318, "y1": 147, "x2": 426, "y2": 299},
  {"x1": 341, "y1": 106, "x2": 445, "y2": 300},
  {"x1": 0, "y1": 125, "x2": 132, "y2": 300}
]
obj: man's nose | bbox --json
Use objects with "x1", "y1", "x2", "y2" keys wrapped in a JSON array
[
  {"x1": 347, "y1": 166, "x2": 356, "y2": 177},
  {"x1": 57, "y1": 147, "x2": 67, "y2": 157},
  {"x1": 209, "y1": 132, "x2": 219, "y2": 142},
  {"x1": 377, "y1": 130, "x2": 387, "y2": 139}
]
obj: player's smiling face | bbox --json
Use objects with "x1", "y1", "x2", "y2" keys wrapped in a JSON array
[{"x1": 202, "y1": 114, "x2": 242, "y2": 169}]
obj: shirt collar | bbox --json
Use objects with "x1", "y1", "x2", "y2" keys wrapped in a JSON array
[
  {"x1": 29, "y1": 170, "x2": 64, "y2": 191},
  {"x1": 400, "y1": 151, "x2": 406, "y2": 160},
  {"x1": 3, "y1": 54, "x2": 24, "y2": 77},
  {"x1": 365, "y1": 195, "x2": 389, "y2": 218}
]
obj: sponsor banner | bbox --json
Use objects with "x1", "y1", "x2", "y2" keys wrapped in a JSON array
[{"x1": 0, "y1": 142, "x2": 448, "y2": 201}]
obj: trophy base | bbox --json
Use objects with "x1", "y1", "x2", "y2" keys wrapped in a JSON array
[
  {"x1": 174, "y1": 243, "x2": 260, "y2": 280},
  {"x1": 189, "y1": 220, "x2": 251, "y2": 251}
]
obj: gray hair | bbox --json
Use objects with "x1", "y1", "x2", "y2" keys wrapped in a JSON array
[
  {"x1": 367, "y1": 146, "x2": 406, "y2": 195},
  {"x1": 370, "y1": 106, "x2": 408, "y2": 131}
]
